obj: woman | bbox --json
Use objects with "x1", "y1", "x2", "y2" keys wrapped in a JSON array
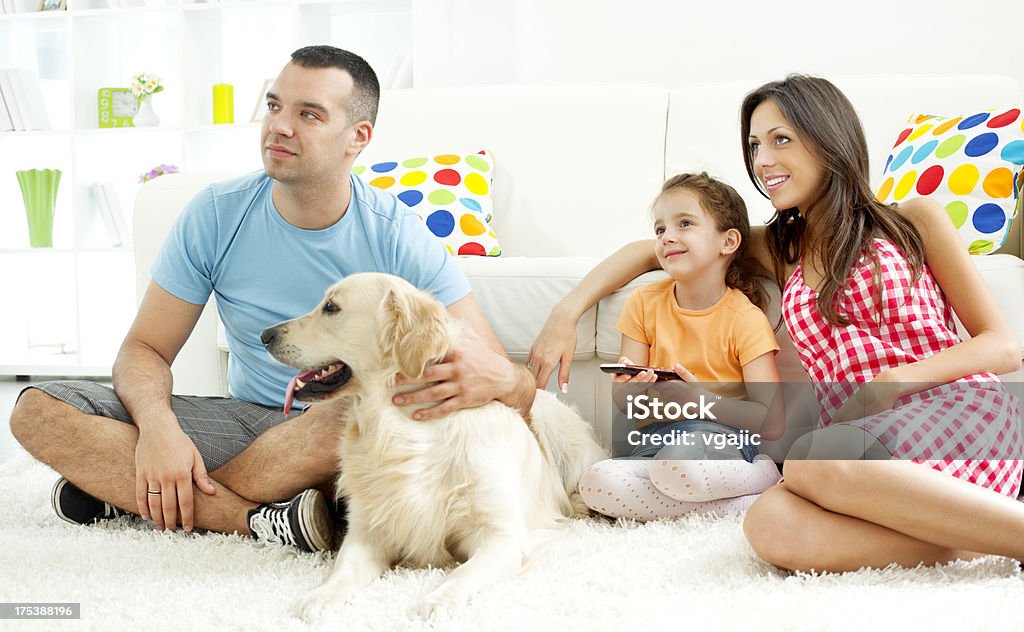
[{"x1": 528, "y1": 74, "x2": 1024, "y2": 572}]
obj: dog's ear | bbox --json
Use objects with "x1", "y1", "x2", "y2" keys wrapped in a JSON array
[{"x1": 380, "y1": 287, "x2": 449, "y2": 378}]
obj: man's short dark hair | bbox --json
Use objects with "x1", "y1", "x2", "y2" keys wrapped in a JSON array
[{"x1": 290, "y1": 45, "x2": 380, "y2": 126}]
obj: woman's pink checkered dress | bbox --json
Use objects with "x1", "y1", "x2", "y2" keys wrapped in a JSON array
[{"x1": 782, "y1": 239, "x2": 1022, "y2": 497}]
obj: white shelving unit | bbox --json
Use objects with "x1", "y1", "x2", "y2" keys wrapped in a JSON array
[{"x1": 0, "y1": 0, "x2": 413, "y2": 376}]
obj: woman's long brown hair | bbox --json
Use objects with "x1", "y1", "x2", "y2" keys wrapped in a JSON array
[{"x1": 739, "y1": 75, "x2": 925, "y2": 325}]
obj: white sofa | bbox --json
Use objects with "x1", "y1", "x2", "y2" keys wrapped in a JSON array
[{"x1": 134, "y1": 76, "x2": 1024, "y2": 460}]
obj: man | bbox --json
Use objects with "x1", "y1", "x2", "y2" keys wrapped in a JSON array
[{"x1": 9, "y1": 46, "x2": 535, "y2": 553}]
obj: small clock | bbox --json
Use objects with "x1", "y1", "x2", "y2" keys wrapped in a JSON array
[{"x1": 98, "y1": 87, "x2": 138, "y2": 128}]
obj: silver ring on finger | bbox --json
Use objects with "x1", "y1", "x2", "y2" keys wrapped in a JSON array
[{"x1": 147, "y1": 489, "x2": 162, "y2": 495}]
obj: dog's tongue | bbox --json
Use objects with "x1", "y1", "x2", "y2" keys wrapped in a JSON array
[
  {"x1": 283, "y1": 375, "x2": 298, "y2": 415},
  {"x1": 282, "y1": 368, "x2": 318, "y2": 415}
]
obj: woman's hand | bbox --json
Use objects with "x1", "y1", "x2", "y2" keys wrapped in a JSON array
[
  {"x1": 527, "y1": 304, "x2": 579, "y2": 391},
  {"x1": 528, "y1": 240, "x2": 663, "y2": 392},
  {"x1": 830, "y1": 369, "x2": 906, "y2": 424}
]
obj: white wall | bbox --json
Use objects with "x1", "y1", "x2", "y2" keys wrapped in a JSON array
[{"x1": 413, "y1": 0, "x2": 1024, "y2": 91}]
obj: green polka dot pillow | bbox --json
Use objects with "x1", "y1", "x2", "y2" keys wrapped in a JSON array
[
  {"x1": 354, "y1": 150, "x2": 501, "y2": 256},
  {"x1": 876, "y1": 107, "x2": 1024, "y2": 254}
]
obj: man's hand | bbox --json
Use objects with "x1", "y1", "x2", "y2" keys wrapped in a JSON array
[
  {"x1": 134, "y1": 421, "x2": 216, "y2": 532},
  {"x1": 393, "y1": 327, "x2": 522, "y2": 421}
]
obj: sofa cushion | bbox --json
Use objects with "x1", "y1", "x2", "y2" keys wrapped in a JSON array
[
  {"x1": 361, "y1": 86, "x2": 670, "y2": 256},
  {"x1": 355, "y1": 150, "x2": 502, "y2": 256},
  {"x1": 877, "y1": 107, "x2": 1024, "y2": 254},
  {"x1": 456, "y1": 256, "x2": 600, "y2": 358}
]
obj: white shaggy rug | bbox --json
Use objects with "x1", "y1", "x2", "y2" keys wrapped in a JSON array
[{"x1": 2, "y1": 454, "x2": 1023, "y2": 632}]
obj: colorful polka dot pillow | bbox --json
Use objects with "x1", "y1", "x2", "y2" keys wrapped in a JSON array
[
  {"x1": 354, "y1": 151, "x2": 501, "y2": 256},
  {"x1": 876, "y1": 107, "x2": 1024, "y2": 254}
]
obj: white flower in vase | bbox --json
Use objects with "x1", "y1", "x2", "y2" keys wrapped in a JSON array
[{"x1": 131, "y1": 71, "x2": 164, "y2": 127}]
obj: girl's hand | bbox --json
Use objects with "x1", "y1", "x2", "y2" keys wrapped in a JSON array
[
  {"x1": 831, "y1": 369, "x2": 905, "y2": 424},
  {"x1": 611, "y1": 356, "x2": 658, "y2": 383},
  {"x1": 670, "y1": 363, "x2": 714, "y2": 403},
  {"x1": 672, "y1": 364, "x2": 697, "y2": 382}
]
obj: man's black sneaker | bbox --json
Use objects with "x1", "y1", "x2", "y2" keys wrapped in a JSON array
[
  {"x1": 51, "y1": 477, "x2": 127, "y2": 525},
  {"x1": 247, "y1": 489, "x2": 334, "y2": 553}
]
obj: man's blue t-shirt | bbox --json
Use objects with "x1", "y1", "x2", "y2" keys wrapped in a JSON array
[{"x1": 151, "y1": 171, "x2": 472, "y2": 407}]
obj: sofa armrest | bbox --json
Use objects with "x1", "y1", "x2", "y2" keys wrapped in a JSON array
[
  {"x1": 952, "y1": 255, "x2": 1024, "y2": 381},
  {"x1": 133, "y1": 173, "x2": 236, "y2": 397},
  {"x1": 456, "y1": 256, "x2": 601, "y2": 359}
]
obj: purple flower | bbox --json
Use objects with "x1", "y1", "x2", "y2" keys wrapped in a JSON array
[{"x1": 139, "y1": 163, "x2": 180, "y2": 183}]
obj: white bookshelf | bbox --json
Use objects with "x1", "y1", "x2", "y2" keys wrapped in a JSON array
[{"x1": 0, "y1": 0, "x2": 413, "y2": 376}]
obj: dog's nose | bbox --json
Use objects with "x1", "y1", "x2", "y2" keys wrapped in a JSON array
[{"x1": 259, "y1": 327, "x2": 276, "y2": 346}]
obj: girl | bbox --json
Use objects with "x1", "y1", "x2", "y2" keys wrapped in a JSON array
[
  {"x1": 579, "y1": 172, "x2": 784, "y2": 521},
  {"x1": 530, "y1": 75, "x2": 1024, "y2": 572}
]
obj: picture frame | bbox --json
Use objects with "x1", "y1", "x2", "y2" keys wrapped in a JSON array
[
  {"x1": 38, "y1": 0, "x2": 66, "y2": 10},
  {"x1": 249, "y1": 78, "x2": 274, "y2": 123},
  {"x1": 97, "y1": 87, "x2": 137, "y2": 128}
]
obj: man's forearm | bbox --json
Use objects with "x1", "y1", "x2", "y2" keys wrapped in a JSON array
[{"x1": 112, "y1": 340, "x2": 180, "y2": 433}]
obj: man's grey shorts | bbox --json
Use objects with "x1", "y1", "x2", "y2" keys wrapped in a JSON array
[{"x1": 27, "y1": 380, "x2": 302, "y2": 471}]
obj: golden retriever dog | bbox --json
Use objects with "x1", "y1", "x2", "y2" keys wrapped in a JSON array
[{"x1": 261, "y1": 272, "x2": 607, "y2": 618}]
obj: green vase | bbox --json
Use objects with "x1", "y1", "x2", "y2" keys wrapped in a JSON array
[{"x1": 16, "y1": 168, "x2": 61, "y2": 248}]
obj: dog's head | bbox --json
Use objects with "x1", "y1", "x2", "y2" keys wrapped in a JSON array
[{"x1": 261, "y1": 273, "x2": 450, "y2": 412}]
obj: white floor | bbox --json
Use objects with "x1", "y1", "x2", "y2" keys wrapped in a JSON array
[
  {"x1": 0, "y1": 375, "x2": 112, "y2": 464},
  {"x1": 4, "y1": 455, "x2": 1023, "y2": 630}
]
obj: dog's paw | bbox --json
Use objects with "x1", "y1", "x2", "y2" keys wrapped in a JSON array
[
  {"x1": 412, "y1": 588, "x2": 464, "y2": 619},
  {"x1": 568, "y1": 492, "x2": 592, "y2": 518},
  {"x1": 292, "y1": 585, "x2": 351, "y2": 622},
  {"x1": 292, "y1": 594, "x2": 329, "y2": 622},
  {"x1": 410, "y1": 597, "x2": 451, "y2": 620}
]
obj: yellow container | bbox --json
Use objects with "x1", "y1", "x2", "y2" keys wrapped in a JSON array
[{"x1": 213, "y1": 83, "x2": 234, "y2": 124}]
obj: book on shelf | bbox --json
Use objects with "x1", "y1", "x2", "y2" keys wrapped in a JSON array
[
  {"x1": 0, "y1": 70, "x2": 24, "y2": 131},
  {"x1": 0, "y1": 90, "x2": 13, "y2": 132},
  {"x1": 11, "y1": 68, "x2": 50, "y2": 130},
  {"x1": 0, "y1": 68, "x2": 52, "y2": 131},
  {"x1": 90, "y1": 182, "x2": 130, "y2": 247}
]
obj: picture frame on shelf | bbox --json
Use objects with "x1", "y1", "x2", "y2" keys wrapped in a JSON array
[
  {"x1": 249, "y1": 78, "x2": 274, "y2": 123},
  {"x1": 38, "y1": 0, "x2": 66, "y2": 10},
  {"x1": 97, "y1": 88, "x2": 137, "y2": 128}
]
